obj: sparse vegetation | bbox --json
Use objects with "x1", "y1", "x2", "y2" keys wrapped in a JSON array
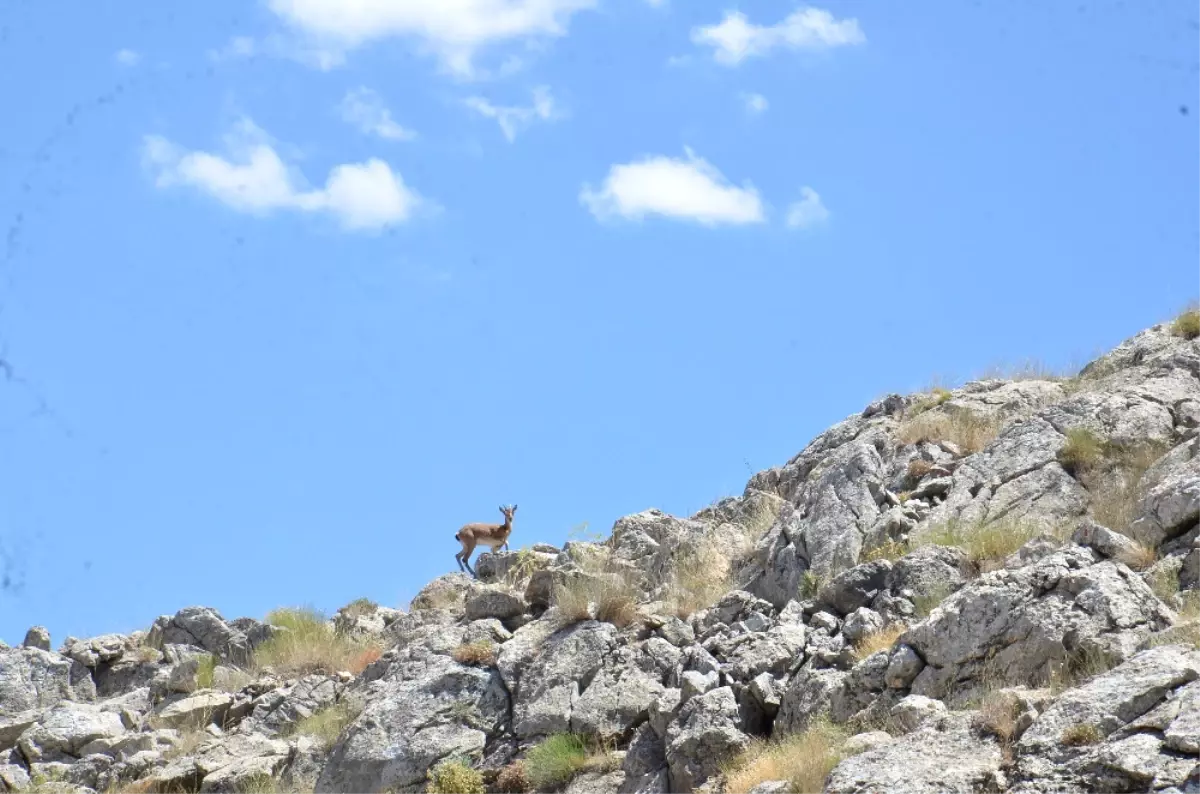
[
  {"x1": 853, "y1": 623, "x2": 907, "y2": 660},
  {"x1": 252, "y1": 607, "x2": 382, "y2": 678},
  {"x1": 974, "y1": 689, "x2": 1022, "y2": 746},
  {"x1": 1147, "y1": 566, "x2": 1182, "y2": 605},
  {"x1": 290, "y1": 701, "x2": 362, "y2": 749},
  {"x1": 1046, "y1": 645, "x2": 1117, "y2": 694},
  {"x1": 908, "y1": 388, "x2": 953, "y2": 417},
  {"x1": 912, "y1": 518, "x2": 1054, "y2": 571},
  {"x1": 861, "y1": 539, "x2": 909, "y2": 564},
  {"x1": 1115, "y1": 542, "x2": 1157, "y2": 572},
  {"x1": 1060, "y1": 723, "x2": 1103, "y2": 747},
  {"x1": 196, "y1": 654, "x2": 217, "y2": 690},
  {"x1": 723, "y1": 716, "x2": 848, "y2": 794},
  {"x1": 1082, "y1": 441, "x2": 1168, "y2": 533},
  {"x1": 231, "y1": 773, "x2": 278, "y2": 794},
  {"x1": 524, "y1": 734, "x2": 588, "y2": 791},
  {"x1": 552, "y1": 547, "x2": 641, "y2": 628},
  {"x1": 1171, "y1": 306, "x2": 1200, "y2": 340},
  {"x1": 503, "y1": 547, "x2": 544, "y2": 589},
  {"x1": 341, "y1": 598, "x2": 378, "y2": 619},
  {"x1": 912, "y1": 584, "x2": 955, "y2": 619},
  {"x1": 425, "y1": 759, "x2": 486, "y2": 794},
  {"x1": 896, "y1": 409, "x2": 1001, "y2": 455},
  {"x1": 666, "y1": 540, "x2": 735, "y2": 619},
  {"x1": 162, "y1": 727, "x2": 211, "y2": 760},
  {"x1": 451, "y1": 640, "x2": 498, "y2": 667},
  {"x1": 800, "y1": 571, "x2": 822, "y2": 600},
  {"x1": 1056, "y1": 427, "x2": 1106, "y2": 475}
]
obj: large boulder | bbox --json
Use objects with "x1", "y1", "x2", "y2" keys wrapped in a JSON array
[
  {"x1": 0, "y1": 647, "x2": 92, "y2": 716},
  {"x1": 664, "y1": 686, "x2": 750, "y2": 792},
  {"x1": 825, "y1": 713, "x2": 1003, "y2": 794},
  {"x1": 17, "y1": 702, "x2": 126, "y2": 763},
  {"x1": 902, "y1": 548, "x2": 1173, "y2": 703},
  {"x1": 512, "y1": 621, "x2": 617, "y2": 738},
  {"x1": 149, "y1": 607, "x2": 253, "y2": 667},
  {"x1": 315, "y1": 650, "x2": 508, "y2": 793}
]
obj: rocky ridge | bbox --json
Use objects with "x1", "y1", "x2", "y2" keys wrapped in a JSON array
[{"x1": 2, "y1": 318, "x2": 1199, "y2": 793}]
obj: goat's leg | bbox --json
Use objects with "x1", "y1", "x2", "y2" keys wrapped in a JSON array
[{"x1": 462, "y1": 553, "x2": 478, "y2": 579}]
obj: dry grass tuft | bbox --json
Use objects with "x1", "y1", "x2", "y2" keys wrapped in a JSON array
[
  {"x1": 861, "y1": 539, "x2": 909, "y2": 564},
  {"x1": 853, "y1": 623, "x2": 907, "y2": 660},
  {"x1": 451, "y1": 640, "x2": 498, "y2": 667},
  {"x1": 1115, "y1": 543, "x2": 1157, "y2": 572},
  {"x1": 340, "y1": 598, "x2": 378, "y2": 619},
  {"x1": 975, "y1": 690, "x2": 1022, "y2": 746},
  {"x1": 1047, "y1": 645, "x2": 1118, "y2": 694},
  {"x1": 666, "y1": 540, "x2": 735, "y2": 619},
  {"x1": 912, "y1": 518, "x2": 1051, "y2": 572},
  {"x1": 907, "y1": 459, "x2": 935, "y2": 481},
  {"x1": 1172, "y1": 306, "x2": 1200, "y2": 340},
  {"x1": 908, "y1": 388, "x2": 954, "y2": 417},
  {"x1": 723, "y1": 717, "x2": 847, "y2": 794},
  {"x1": 1082, "y1": 442, "x2": 1168, "y2": 534},
  {"x1": 1060, "y1": 723, "x2": 1103, "y2": 747},
  {"x1": 252, "y1": 607, "x2": 382, "y2": 678},
  {"x1": 552, "y1": 567, "x2": 640, "y2": 629},
  {"x1": 1056, "y1": 427, "x2": 1106, "y2": 475},
  {"x1": 897, "y1": 409, "x2": 1001, "y2": 455},
  {"x1": 495, "y1": 762, "x2": 529, "y2": 793}
]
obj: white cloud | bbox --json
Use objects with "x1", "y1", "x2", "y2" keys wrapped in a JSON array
[
  {"x1": 692, "y1": 7, "x2": 864, "y2": 65},
  {"x1": 115, "y1": 49, "x2": 140, "y2": 66},
  {"x1": 208, "y1": 36, "x2": 257, "y2": 62},
  {"x1": 580, "y1": 147, "x2": 764, "y2": 226},
  {"x1": 266, "y1": 0, "x2": 596, "y2": 76},
  {"x1": 786, "y1": 186, "x2": 830, "y2": 229},
  {"x1": 464, "y1": 86, "x2": 556, "y2": 142},
  {"x1": 742, "y1": 92, "x2": 769, "y2": 114},
  {"x1": 141, "y1": 118, "x2": 424, "y2": 231},
  {"x1": 340, "y1": 88, "x2": 417, "y2": 141}
]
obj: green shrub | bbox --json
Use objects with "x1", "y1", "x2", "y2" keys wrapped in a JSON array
[
  {"x1": 524, "y1": 734, "x2": 587, "y2": 791},
  {"x1": 1172, "y1": 308, "x2": 1200, "y2": 340},
  {"x1": 341, "y1": 598, "x2": 378, "y2": 618},
  {"x1": 800, "y1": 571, "x2": 822, "y2": 600},
  {"x1": 426, "y1": 759, "x2": 486, "y2": 794}
]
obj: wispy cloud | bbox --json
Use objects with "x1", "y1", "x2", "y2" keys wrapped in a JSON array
[
  {"x1": 265, "y1": 0, "x2": 596, "y2": 77},
  {"x1": 340, "y1": 88, "x2": 416, "y2": 141},
  {"x1": 208, "y1": 36, "x2": 257, "y2": 62},
  {"x1": 464, "y1": 86, "x2": 557, "y2": 142},
  {"x1": 115, "y1": 49, "x2": 140, "y2": 66},
  {"x1": 742, "y1": 92, "x2": 769, "y2": 114},
  {"x1": 581, "y1": 147, "x2": 764, "y2": 226},
  {"x1": 692, "y1": 7, "x2": 865, "y2": 66},
  {"x1": 141, "y1": 118, "x2": 427, "y2": 232},
  {"x1": 786, "y1": 186, "x2": 830, "y2": 229}
]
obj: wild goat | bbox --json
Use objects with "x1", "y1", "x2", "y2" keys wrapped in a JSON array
[{"x1": 455, "y1": 504, "x2": 517, "y2": 578}]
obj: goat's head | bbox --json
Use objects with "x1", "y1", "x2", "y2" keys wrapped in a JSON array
[{"x1": 499, "y1": 504, "x2": 518, "y2": 522}]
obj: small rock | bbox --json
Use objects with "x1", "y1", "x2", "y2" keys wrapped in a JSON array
[
  {"x1": 890, "y1": 694, "x2": 947, "y2": 733},
  {"x1": 842, "y1": 608, "x2": 886, "y2": 644},
  {"x1": 810, "y1": 612, "x2": 840, "y2": 633},
  {"x1": 885, "y1": 645, "x2": 925, "y2": 690},
  {"x1": 680, "y1": 670, "x2": 720, "y2": 704},
  {"x1": 842, "y1": 730, "x2": 895, "y2": 756},
  {"x1": 22, "y1": 627, "x2": 51, "y2": 652}
]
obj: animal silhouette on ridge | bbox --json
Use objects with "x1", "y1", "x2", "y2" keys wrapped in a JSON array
[{"x1": 455, "y1": 504, "x2": 517, "y2": 578}]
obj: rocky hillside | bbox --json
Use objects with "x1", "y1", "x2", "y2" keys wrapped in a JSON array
[{"x1": 2, "y1": 314, "x2": 1199, "y2": 794}]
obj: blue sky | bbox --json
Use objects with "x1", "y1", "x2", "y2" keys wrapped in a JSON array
[{"x1": 0, "y1": 1, "x2": 1196, "y2": 645}]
